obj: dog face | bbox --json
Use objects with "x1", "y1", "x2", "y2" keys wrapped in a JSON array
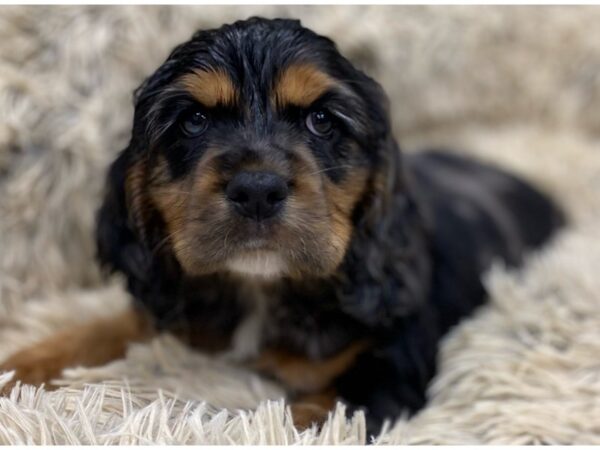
[
  {"x1": 107, "y1": 17, "x2": 393, "y2": 281},
  {"x1": 97, "y1": 17, "x2": 430, "y2": 327}
]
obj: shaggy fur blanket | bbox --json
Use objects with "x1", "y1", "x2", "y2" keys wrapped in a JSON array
[{"x1": 1, "y1": 5, "x2": 599, "y2": 444}]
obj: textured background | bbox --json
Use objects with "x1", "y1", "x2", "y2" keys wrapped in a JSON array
[{"x1": 0, "y1": 6, "x2": 600, "y2": 444}]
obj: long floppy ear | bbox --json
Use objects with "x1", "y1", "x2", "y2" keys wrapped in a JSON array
[
  {"x1": 96, "y1": 143, "x2": 185, "y2": 327},
  {"x1": 96, "y1": 47, "x2": 199, "y2": 325},
  {"x1": 335, "y1": 91, "x2": 432, "y2": 329},
  {"x1": 95, "y1": 147, "x2": 152, "y2": 287}
]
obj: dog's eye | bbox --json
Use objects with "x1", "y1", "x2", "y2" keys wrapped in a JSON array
[
  {"x1": 180, "y1": 108, "x2": 209, "y2": 137},
  {"x1": 306, "y1": 109, "x2": 333, "y2": 137}
]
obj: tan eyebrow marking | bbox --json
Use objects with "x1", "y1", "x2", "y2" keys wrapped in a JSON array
[
  {"x1": 272, "y1": 63, "x2": 335, "y2": 109},
  {"x1": 179, "y1": 68, "x2": 238, "y2": 107}
]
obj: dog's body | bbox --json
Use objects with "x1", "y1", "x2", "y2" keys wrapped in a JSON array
[{"x1": 1, "y1": 18, "x2": 564, "y2": 437}]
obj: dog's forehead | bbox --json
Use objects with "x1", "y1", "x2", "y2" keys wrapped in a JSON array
[
  {"x1": 205, "y1": 17, "x2": 338, "y2": 74},
  {"x1": 174, "y1": 18, "x2": 344, "y2": 106}
]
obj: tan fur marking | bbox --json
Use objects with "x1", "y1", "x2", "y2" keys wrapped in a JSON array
[
  {"x1": 252, "y1": 340, "x2": 370, "y2": 394},
  {"x1": 179, "y1": 69, "x2": 237, "y2": 108},
  {"x1": 149, "y1": 151, "x2": 226, "y2": 273},
  {"x1": 125, "y1": 160, "x2": 150, "y2": 244},
  {"x1": 273, "y1": 64, "x2": 334, "y2": 108},
  {"x1": 326, "y1": 168, "x2": 370, "y2": 258},
  {"x1": 290, "y1": 388, "x2": 337, "y2": 430},
  {"x1": 0, "y1": 309, "x2": 153, "y2": 394}
]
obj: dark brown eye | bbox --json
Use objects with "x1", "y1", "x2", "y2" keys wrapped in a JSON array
[
  {"x1": 306, "y1": 109, "x2": 333, "y2": 137},
  {"x1": 180, "y1": 108, "x2": 209, "y2": 136}
]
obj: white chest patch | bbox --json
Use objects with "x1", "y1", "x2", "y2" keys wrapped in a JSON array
[
  {"x1": 219, "y1": 279, "x2": 273, "y2": 362},
  {"x1": 226, "y1": 251, "x2": 287, "y2": 278}
]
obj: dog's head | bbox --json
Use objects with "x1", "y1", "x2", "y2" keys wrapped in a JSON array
[{"x1": 97, "y1": 18, "x2": 428, "y2": 324}]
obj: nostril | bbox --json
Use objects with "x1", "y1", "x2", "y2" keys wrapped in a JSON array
[
  {"x1": 225, "y1": 177, "x2": 250, "y2": 204},
  {"x1": 228, "y1": 189, "x2": 248, "y2": 204},
  {"x1": 266, "y1": 185, "x2": 288, "y2": 205},
  {"x1": 266, "y1": 192, "x2": 279, "y2": 204}
]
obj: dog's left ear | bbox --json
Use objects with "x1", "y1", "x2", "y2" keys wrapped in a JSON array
[{"x1": 334, "y1": 79, "x2": 432, "y2": 328}]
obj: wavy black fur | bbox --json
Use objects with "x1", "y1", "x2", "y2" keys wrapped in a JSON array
[{"x1": 96, "y1": 17, "x2": 565, "y2": 438}]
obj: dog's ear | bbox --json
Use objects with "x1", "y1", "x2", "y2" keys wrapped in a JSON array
[
  {"x1": 335, "y1": 83, "x2": 432, "y2": 329},
  {"x1": 95, "y1": 147, "x2": 152, "y2": 286},
  {"x1": 96, "y1": 144, "x2": 184, "y2": 326},
  {"x1": 97, "y1": 42, "x2": 183, "y2": 277}
]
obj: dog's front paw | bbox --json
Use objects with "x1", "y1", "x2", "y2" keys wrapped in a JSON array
[
  {"x1": 287, "y1": 389, "x2": 337, "y2": 431},
  {"x1": 1, "y1": 310, "x2": 151, "y2": 396},
  {"x1": 0, "y1": 337, "x2": 78, "y2": 395},
  {"x1": 290, "y1": 401, "x2": 331, "y2": 431}
]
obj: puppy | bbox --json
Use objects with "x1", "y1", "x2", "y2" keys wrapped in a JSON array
[{"x1": 1, "y1": 17, "x2": 564, "y2": 436}]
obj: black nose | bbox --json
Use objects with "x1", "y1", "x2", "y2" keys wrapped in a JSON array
[{"x1": 225, "y1": 171, "x2": 288, "y2": 220}]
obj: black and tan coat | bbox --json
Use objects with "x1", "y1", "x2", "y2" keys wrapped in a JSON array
[{"x1": 0, "y1": 17, "x2": 564, "y2": 436}]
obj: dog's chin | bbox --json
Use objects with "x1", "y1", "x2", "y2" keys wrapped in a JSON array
[
  {"x1": 178, "y1": 218, "x2": 344, "y2": 278},
  {"x1": 226, "y1": 250, "x2": 288, "y2": 279}
]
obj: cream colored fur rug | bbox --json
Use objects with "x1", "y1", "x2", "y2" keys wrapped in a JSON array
[{"x1": 1, "y1": 6, "x2": 599, "y2": 444}]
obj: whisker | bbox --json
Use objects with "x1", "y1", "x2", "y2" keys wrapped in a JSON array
[
  {"x1": 150, "y1": 231, "x2": 179, "y2": 257},
  {"x1": 307, "y1": 165, "x2": 353, "y2": 176},
  {"x1": 154, "y1": 189, "x2": 196, "y2": 196}
]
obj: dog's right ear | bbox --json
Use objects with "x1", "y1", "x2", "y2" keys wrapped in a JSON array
[
  {"x1": 95, "y1": 148, "x2": 151, "y2": 284},
  {"x1": 95, "y1": 147, "x2": 185, "y2": 326}
]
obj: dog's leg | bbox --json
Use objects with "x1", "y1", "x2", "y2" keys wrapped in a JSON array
[
  {"x1": 289, "y1": 388, "x2": 337, "y2": 430},
  {"x1": 0, "y1": 308, "x2": 153, "y2": 394},
  {"x1": 252, "y1": 341, "x2": 369, "y2": 394},
  {"x1": 252, "y1": 341, "x2": 369, "y2": 430}
]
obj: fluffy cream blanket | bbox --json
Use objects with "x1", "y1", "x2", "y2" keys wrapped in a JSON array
[{"x1": 1, "y1": 6, "x2": 599, "y2": 444}]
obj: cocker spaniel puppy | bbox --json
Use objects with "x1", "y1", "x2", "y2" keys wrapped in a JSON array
[{"x1": 1, "y1": 17, "x2": 564, "y2": 436}]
